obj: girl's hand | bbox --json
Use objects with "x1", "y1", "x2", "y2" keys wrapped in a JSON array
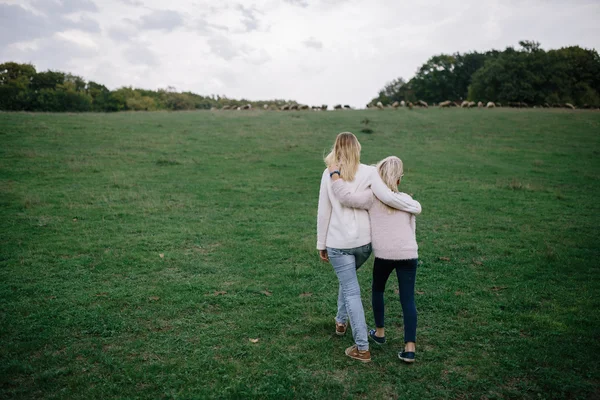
[{"x1": 328, "y1": 164, "x2": 339, "y2": 173}]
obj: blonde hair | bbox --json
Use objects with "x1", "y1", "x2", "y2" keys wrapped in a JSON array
[
  {"x1": 376, "y1": 156, "x2": 404, "y2": 192},
  {"x1": 324, "y1": 132, "x2": 361, "y2": 181}
]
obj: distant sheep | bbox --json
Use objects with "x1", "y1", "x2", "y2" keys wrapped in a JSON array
[
  {"x1": 222, "y1": 105, "x2": 231, "y2": 110},
  {"x1": 242, "y1": 104, "x2": 252, "y2": 110},
  {"x1": 290, "y1": 104, "x2": 299, "y2": 110},
  {"x1": 344, "y1": 105, "x2": 351, "y2": 109},
  {"x1": 321, "y1": 105, "x2": 328, "y2": 110},
  {"x1": 416, "y1": 100, "x2": 428, "y2": 108},
  {"x1": 392, "y1": 101, "x2": 399, "y2": 109},
  {"x1": 407, "y1": 102, "x2": 413, "y2": 109},
  {"x1": 376, "y1": 101, "x2": 384, "y2": 110},
  {"x1": 300, "y1": 105, "x2": 309, "y2": 110},
  {"x1": 334, "y1": 104, "x2": 342, "y2": 110},
  {"x1": 400, "y1": 100, "x2": 406, "y2": 107},
  {"x1": 281, "y1": 104, "x2": 290, "y2": 111},
  {"x1": 477, "y1": 101, "x2": 483, "y2": 108},
  {"x1": 263, "y1": 104, "x2": 268, "y2": 110},
  {"x1": 468, "y1": 101, "x2": 476, "y2": 108},
  {"x1": 461, "y1": 101, "x2": 469, "y2": 108},
  {"x1": 565, "y1": 103, "x2": 575, "y2": 109},
  {"x1": 439, "y1": 100, "x2": 452, "y2": 108},
  {"x1": 486, "y1": 102, "x2": 495, "y2": 108}
]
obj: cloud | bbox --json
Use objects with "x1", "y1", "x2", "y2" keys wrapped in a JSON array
[
  {"x1": 120, "y1": 0, "x2": 144, "y2": 6},
  {"x1": 32, "y1": 0, "x2": 98, "y2": 14},
  {"x1": 195, "y1": 17, "x2": 229, "y2": 36},
  {"x1": 0, "y1": 3, "x2": 100, "y2": 47},
  {"x1": 108, "y1": 23, "x2": 138, "y2": 42},
  {"x1": 123, "y1": 43, "x2": 159, "y2": 66},
  {"x1": 55, "y1": 30, "x2": 99, "y2": 49},
  {"x1": 0, "y1": 4, "x2": 51, "y2": 47},
  {"x1": 137, "y1": 10, "x2": 183, "y2": 31},
  {"x1": 207, "y1": 35, "x2": 241, "y2": 61},
  {"x1": 303, "y1": 37, "x2": 323, "y2": 50},
  {"x1": 64, "y1": 15, "x2": 101, "y2": 33},
  {"x1": 237, "y1": 5, "x2": 259, "y2": 32},
  {"x1": 284, "y1": 0, "x2": 309, "y2": 7},
  {"x1": 245, "y1": 48, "x2": 271, "y2": 65},
  {"x1": 1, "y1": 34, "x2": 99, "y2": 73}
]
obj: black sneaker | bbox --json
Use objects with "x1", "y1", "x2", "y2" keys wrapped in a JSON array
[
  {"x1": 398, "y1": 351, "x2": 415, "y2": 363},
  {"x1": 368, "y1": 329, "x2": 386, "y2": 344}
]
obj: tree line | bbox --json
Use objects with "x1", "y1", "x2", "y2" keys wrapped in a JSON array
[
  {"x1": 2, "y1": 41, "x2": 599, "y2": 112},
  {"x1": 371, "y1": 41, "x2": 600, "y2": 108},
  {"x1": 0, "y1": 62, "x2": 296, "y2": 112}
]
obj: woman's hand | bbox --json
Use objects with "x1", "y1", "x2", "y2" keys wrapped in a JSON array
[{"x1": 319, "y1": 250, "x2": 329, "y2": 262}]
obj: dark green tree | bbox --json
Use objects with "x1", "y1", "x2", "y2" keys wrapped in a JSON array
[{"x1": 0, "y1": 62, "x2": 36, "y2": 110}]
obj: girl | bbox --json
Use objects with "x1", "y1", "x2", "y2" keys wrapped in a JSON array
[
  {"x1": 328, "y1": 156, "x2": 421, "y2": 363},
  {"x1": 317, "y1": 133, "x2": 421, "y2": 362}
]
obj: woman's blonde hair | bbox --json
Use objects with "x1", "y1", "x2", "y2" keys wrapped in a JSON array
[
  {"x1": 324, "y1": 132, "x2": 361, "y2": 181},
  {"x1": 376, "y1": 156, "x2": 404, "y2": 192}
]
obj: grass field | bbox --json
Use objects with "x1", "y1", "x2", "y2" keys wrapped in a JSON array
[{"x1": 1, "y1": 108, "x2": 599, "y2": 399}]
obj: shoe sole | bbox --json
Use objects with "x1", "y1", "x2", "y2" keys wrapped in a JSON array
[
  {"x1": 345, "y1": 353, "x2": 371, "y2": 362},
  {"x1": 369, "y1": 335, "x2": 386, "y2": 345},
  {"x1": 398, "y1": 356, "x2": 415, "y2": 363},
  {"x1": 347, "y1": 356, "x2": 371, "y2": 363},
  {"x1": 336, "y1": 331, "x2": 346, "y2": 336}
]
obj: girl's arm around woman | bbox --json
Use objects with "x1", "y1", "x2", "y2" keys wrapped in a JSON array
[
  {"x1": 330, "y1": 178, "x2": 374, "y2": 209},
  {"x1": 328, "y1": 164, "x2": 421, "y2": 214},
  {"x1": 369, "y1": 169, "x2": 421, "y2": 214}
]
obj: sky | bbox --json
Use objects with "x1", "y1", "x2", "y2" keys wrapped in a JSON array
[{"x1": 1, "y1": 0, "x2": 599, "y2": 108}]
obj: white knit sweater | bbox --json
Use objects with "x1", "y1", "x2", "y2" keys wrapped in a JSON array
[
  {"x1": 331, "y1": 179, "x2": 421, "y2": 260},
  {"x1": 316, "y1": 164, "x2": 422, "y2": 250}
]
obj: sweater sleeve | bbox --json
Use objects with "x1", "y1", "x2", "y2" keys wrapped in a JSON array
[
  {"x1": 316, "y1": 170, "x2": 332, "y2": 250},
  {"x1": 369, "y1": 169, "x2": 422, "y2": 215},
  {"x1": 331, "y1": 180, "x2": 374, "y2": 210}
]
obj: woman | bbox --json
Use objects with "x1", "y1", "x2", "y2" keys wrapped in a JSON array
[
  {"x1": 316, "y1": 133, "x2": 421, "y2": 362},
  {"x1": 328, "y1": 156, "x2": 421, "y2": 363}
]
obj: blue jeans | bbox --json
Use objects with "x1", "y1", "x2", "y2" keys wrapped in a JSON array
[
  {"x1": 372, "y1": 257, "x2": 418, "y2": 343},
  {"x1": 327, "y1": 244, "x2": 372, "y2": 351}
]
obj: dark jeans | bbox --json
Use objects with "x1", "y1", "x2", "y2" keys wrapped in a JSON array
[{"x1": 372, "y1": 257, "x2": 418, "y2": 343}]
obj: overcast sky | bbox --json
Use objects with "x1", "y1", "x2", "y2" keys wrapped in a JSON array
[{"x1": 1, "y1": 0, "x2": 599, "y2": 107}]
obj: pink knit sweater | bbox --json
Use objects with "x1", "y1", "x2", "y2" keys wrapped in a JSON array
[{"x1": 331, "y1": 180, "x2": 420, "y2": 260}]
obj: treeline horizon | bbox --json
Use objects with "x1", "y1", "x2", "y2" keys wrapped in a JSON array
[
  {"x1": 0, "y1": 62, "x2": 299, "y2": 112},
  {"x1": 371, "y1": 41, "x2": 600, "y2": 108},
  {"x1": 1, "y1": 40, "x2": 599, "y2": 112}
]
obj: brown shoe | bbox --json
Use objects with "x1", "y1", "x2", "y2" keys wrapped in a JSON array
[
  {"x1": 345, "y1": 345, "x2": 371, "y2": 362},
  {"x1": 335, "y1": 320, "x2": 348, "y2": 336}
]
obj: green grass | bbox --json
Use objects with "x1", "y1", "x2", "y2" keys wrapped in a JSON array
[{"x1": 1, "y1": 108, "x2": 599, "y2": 399}]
